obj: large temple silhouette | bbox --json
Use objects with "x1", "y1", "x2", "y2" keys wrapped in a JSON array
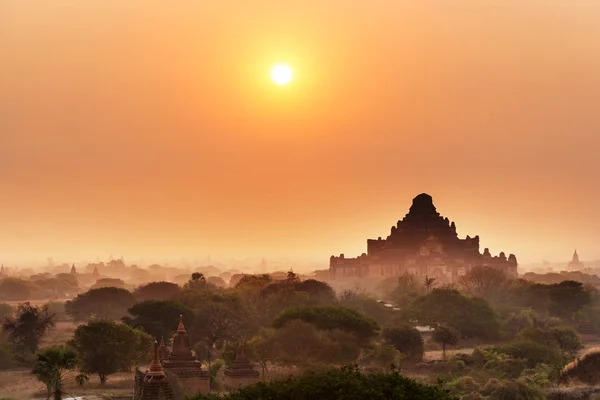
[{"x1": 329, "y1": 193, "x2": 518, "y2": 283}]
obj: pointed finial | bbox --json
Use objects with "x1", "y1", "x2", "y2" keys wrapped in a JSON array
[
  {"x1": 147, "y1": 341, "x2": 164, "y2": 376},
  {"x1": 177, "y1": 314, "x2": 186, "y2": 333},
  {"x1": 159, "y1": 336, "x2": 166, "y2": 347}
]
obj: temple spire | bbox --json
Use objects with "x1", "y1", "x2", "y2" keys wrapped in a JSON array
[
  {"x1": 147, "y1": 341, "x2": 165, "y2": 377},
  {"x1": 177, "y1": 314, "x2": 186, "y2": 333},
  {"x1": 573, "y1": 249, "x2": 580, "y2": 263}
]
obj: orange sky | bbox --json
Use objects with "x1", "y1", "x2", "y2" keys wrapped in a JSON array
[{"x1": 1, "y1": 1, "x2": 599, "y2": 265}]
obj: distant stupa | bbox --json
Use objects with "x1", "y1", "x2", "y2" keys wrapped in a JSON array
[{"x1": 568, "y1": 250, "x2": 584, "y2": 271}]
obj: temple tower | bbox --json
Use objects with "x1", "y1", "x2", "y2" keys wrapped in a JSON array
[
  {"x1": 224, "y1": 344, "x2": 260, "y2": 391},
  {"x1": 158, "y1": 337, "x2": 170, "y2": 362},
  {"x1": 568, "y1": 250, "x2": 584, "y2": 270},
  {"x1": 162, "y1": 315, "x2": 210, "y2": 395},
  {"x1": 134, "y1": 342, "x2": 176, "y2": 400},
  {"x1": 70, "y1": 264, "x2": 77, "y2": 275}
]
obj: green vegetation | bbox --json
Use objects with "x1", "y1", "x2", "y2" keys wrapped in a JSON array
[
  {"x1": 3, "y1": 264, "x2": 600, "y2": 399},
  {"x1": 32, "y1": 345, "x2": 88, "y2": 400},
  {"x1": 68, "y1": 320, "x2": 152, "y2": 384},
  {"x1": 409, "y1": 288, "x2": 501, "y2": 340},
  {"x1": 124, "y1": 300, "x2": 194, "y2": 340},
  {"x1": 2, "y1": 302, "x2": 56, "y2": 360},
  {"x1": 273, "y1": 305, "x2": 380, "y2": 340},
  {"x1": 65, "y1": 287, "x2": 135, "y2": 321},
  {"x1": 190, "y1": 366, "x2": 457, "y2": 400},
  {"x1": 382, "y1": 326, "x2": 424, "y2": 363},
  {"x1": 433, "y1": 325, "x2": 460, "y2": 360}
]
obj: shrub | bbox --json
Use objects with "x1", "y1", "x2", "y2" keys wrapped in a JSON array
[{"x1": 189, "y1": 366, "x2": 457, "y2": 400}]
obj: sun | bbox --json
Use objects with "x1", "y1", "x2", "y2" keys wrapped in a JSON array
[{"x1": 270, "y1": 63, "x2": 293, "y2": 86}]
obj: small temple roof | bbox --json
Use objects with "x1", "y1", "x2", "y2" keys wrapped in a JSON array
[
  {"x1": 176, "y1": 314, "x2": 186, "y2": 333},
  {"x1": 146, "y1": 341, "x2": 165, "y2": 378},
  {"x1": 225, "y1": 343, "x2": 259, "y2": 378}
]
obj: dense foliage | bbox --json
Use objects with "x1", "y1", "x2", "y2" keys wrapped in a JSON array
[
  {"x1": 409, "y1": 288, "x2": 501, "y2": 340},
  {"x1": 67, "y1": 320, "x2": 152, "y2": 384},
  {"x1": 124, "y1": 300, "x2": 194, "y2": 340},
  {"x1": 191, "y1": 366, "x2": 457, "y2": 400},
  {"x1": 2, "y1": 302, "x2": 56, "y2": 359},
  {"x1": 65, "y1": 287, "x2": 135, "y2": 321},
  {"x1": 273, "y1": 306, "x2": 380, "y2": 340}
]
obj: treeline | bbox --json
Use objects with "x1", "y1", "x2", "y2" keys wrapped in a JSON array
[{"x1": 2, "y1": 266, "x2": 600, "y2": 399}]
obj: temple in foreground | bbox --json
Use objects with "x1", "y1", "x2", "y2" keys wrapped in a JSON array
[
  {"x1": 224, "y1": 344, "x2": 260, "y2": 391},
  {"x1": 329, "y1": 193, "x2": 518, "y2": 283},
  {"x1": 162, "y1": 315, "x2": 210, "y2": 396}
]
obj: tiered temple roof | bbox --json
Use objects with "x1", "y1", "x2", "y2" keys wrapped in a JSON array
[
  {"x1": 162, "y1": 315, "x2": 209, "y2": 379},
  {"x1": 224, "y1": 344, "x2": 259, "y2": 379},
  {"x1": 568, "y1": 250, "x2": 584, "y2": 270},
  {"x1": 135, "y1": 342, "x2": 175, "y2": 400},
  {"x1": 330, "y1": 193, "x2": 518, "y2": 282},
  {"x1": 158, "y1": 337, "x2": 170, "y2": 361}
]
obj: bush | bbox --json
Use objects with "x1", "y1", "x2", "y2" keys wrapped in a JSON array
[
  {"x1": 189, "y1": 366, "x2": 457, "y2": 400},
  {"x1": 492, "y1": 340, "x2": 565, "y2": 369},
  {"x1": 383, "y1": 326, "x2": 424, "y2": 363}
]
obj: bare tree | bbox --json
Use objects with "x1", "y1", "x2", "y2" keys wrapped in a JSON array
[{"x1": 459, "y1": 266, "x2": 509, "y2": 303}]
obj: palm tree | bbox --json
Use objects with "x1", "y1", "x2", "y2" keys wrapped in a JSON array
[
  {"x1": 32, "y1": 345, "x2": 88, "y2": 400},
  {"x1": 424, "y1": 275, "x2": 437, "y2": 294}
]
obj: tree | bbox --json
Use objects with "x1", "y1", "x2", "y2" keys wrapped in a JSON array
[
  {"x1": 338, "y1": 289, "x2": 395, "y2": 327},
  {"x1": 133, "y1": 281, "x2": 180, "y2": 302},
  {"x1": 0, "y1": 303, "x2": 13, "y2": 320},
  {"x1": 68, "y1": 321, "x2": 152, "y2": 384},
  {"x1": 409, "y1": 288, "x2": 501, "y2": 340},
  {"x1": 272, "y1": 306, "x2": 380, "y2": 341},
  {"x1": 65, "y1": 287, "x2": 135, "y2": 321},
  {"x1": 459, "y1": 266, "x2": 509, "y2": 304},
  {"x1": 382, "y1": 326, "x2": 424, "y2": 363},
  {"x1": 293, "y1": 280, "x2": 336, "y2": 305},
  {"x1": 247, "y1": 331, "x2": 275, "y2": 381},
  {"x1": 207, "y1": 276, "x2": 227, "y2": 288},
  {"x1": 0, "y1": 334, "x2": 16, "y2": 370},
  {"x1": 550, "y1": 326, "x2": 582, "y2": 357},
  {"x1": 193, "y1": 293, "x2": 248, "y2": 379},
  {"x1": 124, "y1": 300, "x2": 194, "y2": 340},
  {"x1": 548, "y1": 280, "x2": 591, "y2": 321},
  {"x1": 432, "y1": 325, "x2": 460, "y2": 360},
  {"x1": 358, "y1": 344, "x2": 403, "y2": 371},
  {"x1": 424, "y1": 275, "x2": 438, "y2": 294},
  {"x1": 188, "y1": 366, "x2": 457, "y2": 400},
  {"x1": 493, "y1": 340, "x2": 565, "y2": 369},
  {"x1": 390, "y1": 273, "x2": 423, "y2": 308},
  {"x1": 32, "y1": 345, "x2": 88, "y2": 400},
  {"x1": 269, "y1": 320, "x2": 362, "y2": 368},
  {"x1": 184, "y1": 273, "x2": 207, "y2": 291},
  {"x1": 2, "y1": 302, "x2": 56, "y2": 358},
  {"x1": 90, "y1": 278, "x2": 126, "y2": 290},
  {"x1": 0, "y1": 278, "x2": 36, "y2": 301}
]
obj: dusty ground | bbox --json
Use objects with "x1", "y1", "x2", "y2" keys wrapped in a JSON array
[
  {"x1": 0, "y1": 370, "x2": 134, "y2": 400},
  {"x1": 0, "y1": 322, "x2": 134, "y2": 400}
]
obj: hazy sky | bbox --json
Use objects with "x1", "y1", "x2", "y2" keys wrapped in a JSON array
[{"x1": 1, "y1": 1, "x2": 599, "y2": 265}]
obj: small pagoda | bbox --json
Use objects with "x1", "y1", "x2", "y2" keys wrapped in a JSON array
[
  {"x1": 158, "y1": 337, "x2": 170, "y2": 362},
  {"x1": 134, "y1": 342, "x2": 176, "y2": 400},
  {"x1": 223, "y1": 344, "x2": 259, "y2": 391},
  {"x1": 162, "y1": 315, "x2": 210, "y2": 395}
]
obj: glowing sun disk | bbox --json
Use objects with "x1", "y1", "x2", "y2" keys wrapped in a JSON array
[{"x1": 270, "y1": 63, "x2": 293, "y2": 85}]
